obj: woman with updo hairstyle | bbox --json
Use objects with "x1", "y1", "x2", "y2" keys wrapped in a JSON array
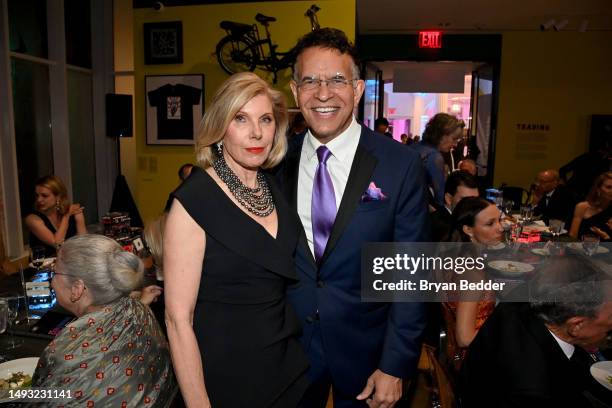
[
  {"x1": 443, "y1": 196, "x2": 502, "y2": 369},
  {"x1": 31, "y1": 234, "x2": 175, "y2": 407},
  {"x1": 25, "y1": 175, "x2": 87, "y2": 257}
]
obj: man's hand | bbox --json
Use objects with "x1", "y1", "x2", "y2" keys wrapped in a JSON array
[{"x1": 356, "y1": 369, "x2": 402, "y2": 408}]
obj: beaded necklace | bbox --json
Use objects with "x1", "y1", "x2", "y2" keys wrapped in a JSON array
[{"x1": 212, "y1": 145, "x2": 274, "y2": 217}]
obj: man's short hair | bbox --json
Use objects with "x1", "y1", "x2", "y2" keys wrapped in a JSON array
[
  {"x1": 178, "y1": 163, "x2": 193, "y2": 181},
  {"x1": 445, "y1": 170, "x2": 478, "y2": 196},
  {"x1": 292, "y1": 27, "x2": 360, "y2": 80},
  {"x1": 529, "y1": 254, "x2": 611, "y2": 326},
  {"x1": 374, "y1": 118, "x2": 389, "y2": 128}
]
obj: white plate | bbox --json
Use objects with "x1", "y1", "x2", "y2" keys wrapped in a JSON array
[
  {"x1": 567, "y1": 243, "x2": 610, "y2": 254},
  {"x1": 590, "y1": 361, "x2": 612, "y2": 391},
  {"x1": 28, "y1": 257, "x2": 55, "y2": 269},
  {"x1": 0, "y1": 357, "x2": 38, "y2": 386},
  {"x1": 487, "y1": 242, "x2": 506, "y2": 250},
  {"x1": 531, "y1": 248, "x2": 550, "y2": 256},
  {"x1": 488, "y1": 260, "x2": 534, "y2": 275}
]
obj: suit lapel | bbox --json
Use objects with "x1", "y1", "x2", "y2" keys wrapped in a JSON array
[{"x1": 319, "y1": 130, "x2": 378, "y2": 266}]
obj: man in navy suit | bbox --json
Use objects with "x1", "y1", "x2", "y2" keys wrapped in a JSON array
[{"x1": 277, "y1": 28, "x2": 429, "y2": 408}]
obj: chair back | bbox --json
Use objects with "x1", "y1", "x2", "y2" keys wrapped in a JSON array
[
  {"x1": 421, "y1": 343, "x2": 456, "y2": 408},
  {"x1": 441, "y1": 303, "x2": 463, "y2": 375}
]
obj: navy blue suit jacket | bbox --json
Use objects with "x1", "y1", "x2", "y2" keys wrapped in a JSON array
[{"x1": 276, "y1": 125, "x2": 429, "y2": 396}]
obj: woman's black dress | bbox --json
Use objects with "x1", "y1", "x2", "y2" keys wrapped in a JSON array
[
  {"x1": 172, "y1": 167, "x2": 309, "y2": 408},
  {"x1": 28, "y1": 210, "x2": 77, "y2": 257},
  {"x1": 578, "y1": 205, "x2": 612, "y2": 241}
]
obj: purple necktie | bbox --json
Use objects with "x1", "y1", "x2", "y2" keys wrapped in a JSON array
[{"x1": 312, "y1": 146, "x2": 337, "y2": 263}]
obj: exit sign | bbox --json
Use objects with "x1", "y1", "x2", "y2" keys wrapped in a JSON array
[{"x1": 419, "y1": 31, "x2": 442, "y2": 49}]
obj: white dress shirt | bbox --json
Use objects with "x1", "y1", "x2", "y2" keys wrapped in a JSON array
[
  {"x1": 297, "y1": 117, "x2": 361, "y2": 256},
  {"x1": 548, "y1": 329, "x2": 575, "y2": 359}
]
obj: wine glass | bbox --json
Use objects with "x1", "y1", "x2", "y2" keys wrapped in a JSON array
[
  {"x1": 3, "y1": 296, "x2": 23, "y2": 349},
  {"x1": 520, "y1": 205, "x2": 533, "y2": 224},
  {"x1": 30, "y1": 246, "x2": 45, "y2": 270},
  {"x1": 503, "y1": 200, "x2": 514, "y2": 216},
  {"x1": 582, "y1": 233, "x2": 600, "y2": 257},
  {"x1": 0, "y1": 299, "x2": 7, "y2": 362},
  {"x1": 549, "y1": 219, "x2": 565, "y2": 241}
]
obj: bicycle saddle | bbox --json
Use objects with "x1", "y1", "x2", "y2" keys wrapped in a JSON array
[
  {"x1": 220, "y1": 20, "x2": 253, "y2": 33},
  {"x1": 255, "y1": 13, "x2": 276, "y2": 25}
]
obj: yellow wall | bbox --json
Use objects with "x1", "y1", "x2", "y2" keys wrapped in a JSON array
[
  {"x1": 130, "y1": 0, "x2": 355, "y2": 223},
  {"x1": 493, "y1": 31, "x2": 612, "y2": 189}
]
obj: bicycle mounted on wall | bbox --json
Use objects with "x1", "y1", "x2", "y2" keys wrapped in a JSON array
[{"x1": 216, "y1": 4, "x2": 320, "y2": 83}]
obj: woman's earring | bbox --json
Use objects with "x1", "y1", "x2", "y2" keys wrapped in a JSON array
[
  {"x1": 55, "y1": 200, "x2": 61, "y2": 212},
  {"x1": 216, "y1": 142, "x2": 223, "y2": 156}
]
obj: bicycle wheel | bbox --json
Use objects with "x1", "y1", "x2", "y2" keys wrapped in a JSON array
[{"x1": 216, "y1": 36, "x2": 257, "y2": 75}]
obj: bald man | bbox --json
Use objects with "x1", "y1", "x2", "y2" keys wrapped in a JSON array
[{"x1": 532, "y1": 169, "x2": 575, "y2": 226}]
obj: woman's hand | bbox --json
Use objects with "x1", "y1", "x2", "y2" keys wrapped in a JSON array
[
  {"x1": 133, "y1": 285, "x2": 163, "y2": 306},
  {"x1": 68, "y1": 203, "x2": 84, "y2": 216}
]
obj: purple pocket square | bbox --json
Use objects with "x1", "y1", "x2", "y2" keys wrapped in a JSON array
[{"x1": 361, "y1": 182, "x2": 388, "y2": 202}]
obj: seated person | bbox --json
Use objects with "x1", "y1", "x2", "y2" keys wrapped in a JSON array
[
  {"x1": 445, "y1": 197, "x2": 501, "y2": 350},
  {"x1": 30, "y1": 234, "x2": 175, "y2": 407},
  {"x1": 430, "y1": 170, "x2": 479, "y2": 242},
  {"x1": 164, "y1": 164, "x2": 194, "y2": 212},
  {"x1": 569, "y1": 171, "x2": 612, "y2": 240},
  {"x1": 25, "y1": 175, "x2": 87, "y2": 257},
  {"x1": 532, "y1": 169, "x2": 574, "y2": 226},
  {"x1": 461, "y1": 255, "x2": 612, "y2": 407}
]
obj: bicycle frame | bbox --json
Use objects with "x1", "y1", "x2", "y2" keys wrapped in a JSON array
[{"x1": 216, "y1": 4, "x2": 321, "y2": 82}]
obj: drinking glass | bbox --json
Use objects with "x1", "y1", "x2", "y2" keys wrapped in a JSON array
[
  {"x1": 582, "y1": 234, "x2": 600, "y2": 256},
  {"x1": 503, "y1": 200, "x2": 515, "y2": 216},
  {"x1": 549, "y1": 219, "x2": 565, "y2": 241},
  {"x1": 30, "y1": 246, "x2": 45, "y2": 270},
  {"x1": 520, "y1": 205, "x2": 533, "y2": 224},
  {"x1": 0, "y1": 299, "x2": 7, "y2": 362},
  {"x1": 2, "y1": 296, "x2": 23, "y2": 349}
]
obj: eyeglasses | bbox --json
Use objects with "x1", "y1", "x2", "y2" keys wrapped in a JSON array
[
  {"x1": 50, "y1": 271, "x2": 78, "y2": 280},
  {"x1": 296, "y1": 76, "x2": 357, "y2": 92}
]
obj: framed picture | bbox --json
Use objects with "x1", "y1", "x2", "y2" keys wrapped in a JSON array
[
  {"x1": 144, "y1": 21, "x2": 183, "y2": 65},
  {"x1": 145, "y1": 74, "x2": 204, "y2": 145}
]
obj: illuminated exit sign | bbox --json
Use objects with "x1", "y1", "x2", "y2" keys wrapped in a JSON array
[{"x1": 419, "y1": 31, "x2": 442, "y2": 49}]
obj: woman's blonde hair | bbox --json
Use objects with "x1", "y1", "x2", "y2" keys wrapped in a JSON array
[
  {"x1": 58, "y1": 234, "x2": 143, "y2": 305},
  {"x1": 195, "y1": 72, "x2": 288, "y2": 169},
  {"x1": 144, "y1": 213, "x2": 166, "y2": 279},
  {"x1": 35, "y1": 175, "x2": 69, "y2": 214},
  {"x1": 586, "y1": 171, "x2": 612, "y2": 207}
]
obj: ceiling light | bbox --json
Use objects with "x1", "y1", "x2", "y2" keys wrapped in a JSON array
[{"x1": 540, "y1": 19, "x2": 555, "y2": 31}]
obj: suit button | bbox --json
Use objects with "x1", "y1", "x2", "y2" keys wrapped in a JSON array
[
  {"x1": 305, "y1": 316, "x2": 314, "y2": 324},
  {"x1": 317, "y1": 280, "x2": 325, "y2": 288}
]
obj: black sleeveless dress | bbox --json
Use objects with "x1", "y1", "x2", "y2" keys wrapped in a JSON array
[
  {"x1": 28, "y1": 210, "x2": 77, "y2": 257},
  {"x1": 578, "y1": 204, "x2": 612, "y2": 241},
  {"x1": 172, "y1": 167, "x2": 309, "y2": 408}
]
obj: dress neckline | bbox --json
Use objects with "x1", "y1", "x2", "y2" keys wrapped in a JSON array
[{"x1": 199, "y1": 167, "x2": 281, "y2": 241}]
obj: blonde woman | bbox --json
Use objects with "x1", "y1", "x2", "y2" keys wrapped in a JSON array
[
  {"x1": 164, "y1": 73, "x2": 309, "y2": 407},
  {"x1": 25, "y1": 175, "x2": 87, "y2": 257}
]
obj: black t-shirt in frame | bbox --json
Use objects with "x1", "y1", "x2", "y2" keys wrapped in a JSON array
[{"x1": 147, "y1": 83, "x2": 202, "y2": 140}]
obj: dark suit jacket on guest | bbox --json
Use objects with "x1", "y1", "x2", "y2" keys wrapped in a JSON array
[
  {"x1": 430, "y1": 205, "x2": 452, "y2": 242},
  {"x1": 275, "y1": 125, "x2": 429, "y2": 397},
  {"x1": 533, "y1": 185, "x2": 575, "y2": 226},
  {"x1": 461, "y1": 303, "x2": 608, "y2": 408}
]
